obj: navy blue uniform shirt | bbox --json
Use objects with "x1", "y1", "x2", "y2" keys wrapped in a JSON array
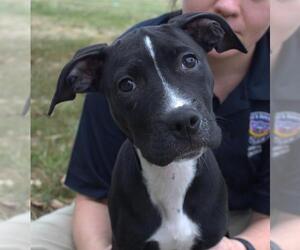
[
  {"x1": 271, "y1": 28, "x2": 300, "y2": 215},
  {"x1": 65, "y1": 11, "x2": 270, "y2": 215}
]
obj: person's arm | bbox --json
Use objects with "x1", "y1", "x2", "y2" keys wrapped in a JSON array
[
  {"x1": 271, "y1": 211, "x2": 300, "y2": 250},
  {"x1": 209, "y1": 211, "x2": 270, "y2": 250},
  {"x1": 73, "y1": 194, "x2": 112, "y2": 250},
  {"x1": 236, "y1": 212, "x2": 270, "y2": 249}
]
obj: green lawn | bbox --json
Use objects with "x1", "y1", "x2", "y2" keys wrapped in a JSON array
[{"x1": 31, "y1": 0, "x2": 177, "y2": 218}]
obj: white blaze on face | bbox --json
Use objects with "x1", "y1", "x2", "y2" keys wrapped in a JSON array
[{"x1": 144, "y1": 35, "x2": 190, "y2": 111}]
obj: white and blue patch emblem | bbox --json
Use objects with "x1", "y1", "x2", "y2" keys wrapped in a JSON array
[
  {"x1": 274, "y1": 111, "x2": 300, "y2": 145},
  {"x1": 249, "y1": 111, "x2": 270, "y2": 145},
  {"x1": 248, "y1": 111, "x2": 270, "y2": 158},
  {"x1": 272, "y1": 111, "x2": 300, "y2": 158}
]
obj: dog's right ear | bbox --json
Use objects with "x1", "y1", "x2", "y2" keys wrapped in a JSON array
[
  {"x1": 169, "y1": 12, "x2": 247, "y2": 53},
  {"x1": 48, "y1": 43, "x2": 107, "y2": 116}
]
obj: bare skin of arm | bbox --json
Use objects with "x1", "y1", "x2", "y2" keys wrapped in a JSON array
[
  {"x1": 271, "y1": 211, "x2": 300, "y2": 250},
  {"x1": 209, "y1": 212, "x2": 270, "y2": 250},
  {"x1": 237, "y1": 212, "x2": 270, "y2": 250},
  {"x1": 73, "y1": 194, "x2": 112, "y2": 250}
]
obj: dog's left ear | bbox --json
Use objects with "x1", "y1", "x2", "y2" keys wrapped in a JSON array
[
  {"x1": 48, "y1": 43, "x2": 107, "y2": 115},
  {"x1": 169, "y1": 12, "x2": 247, "y2": 53}
]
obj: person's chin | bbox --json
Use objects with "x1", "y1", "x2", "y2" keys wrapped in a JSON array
[{"x1": 208, "y1": 49, "x2": 241, "y2": 59}]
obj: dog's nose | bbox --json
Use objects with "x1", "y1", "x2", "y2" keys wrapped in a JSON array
[{"x1": 165, "y1": 108, "x2": 201, "y2": 137}]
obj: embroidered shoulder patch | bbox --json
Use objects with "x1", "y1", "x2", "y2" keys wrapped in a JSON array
[
  {"x1": 249, "y1": 111, "x2": 270, "y2": 145},
  {"x1": 274, "y1": 111, "x2": 300, "y2": 145}
]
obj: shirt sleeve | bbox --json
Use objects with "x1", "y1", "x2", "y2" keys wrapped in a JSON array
[
  {"x1": 273, "y1": 153, "x2": 300, "y2": 214},
  {"x1": 65, "y1": 93, "x2": 126, "y2": 200},
  {"x1": 271, "y1": 106, "x2": 300, "y2": 214},
  {"x1": 251, "y1": 139, "x2": 270, "y2": 215}
]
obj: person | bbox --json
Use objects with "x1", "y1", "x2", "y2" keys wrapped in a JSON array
[
  {"x1": 270, "y1": 0, "x2": 300, "y2": 249},
  {"x1": 32, "y1": 0, "x2": 270, "y2": 250}
]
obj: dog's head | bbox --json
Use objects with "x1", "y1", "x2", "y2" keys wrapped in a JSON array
[{"x1": 49, "y1": 12, "x2": 247, "y2": 166}]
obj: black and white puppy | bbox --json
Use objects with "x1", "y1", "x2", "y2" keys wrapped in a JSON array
[{"x1": 49, "y1": 12, "x2": 247, "y2": 250}]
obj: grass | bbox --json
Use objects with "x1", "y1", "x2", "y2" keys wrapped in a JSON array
[{"x1": 31, "y1": 0, "x2": 177, "y2": 218}]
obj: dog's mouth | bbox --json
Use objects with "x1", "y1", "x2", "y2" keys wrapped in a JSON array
[
  {"x1": 175, "y1": 147, "x2": 207, "y2": 162},
  {"x1": 137, "y1": 145, "x2": 207, "y2": 167},
  {"x1": 136, "y1": 137, "x2": 209, "y2": 167}
]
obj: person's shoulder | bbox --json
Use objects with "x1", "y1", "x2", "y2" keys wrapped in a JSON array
[
  {"x1": 122, "y1": 10, "x2": 182, "y2": 36},
  {"x1": 256, "y1": 29, "x2": 270, "y2": 54},
  {"x1": 273, "y1": 27, "x2": 300, "y2": 101},
  {"x1": 246, "y1": 29, "x2": 270, "y2": 101}
]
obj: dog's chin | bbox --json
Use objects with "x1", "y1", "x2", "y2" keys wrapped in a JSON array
[
  {"x1": 141, "y1": 147, "x2": 207, "y2": 167},
  {"x1": 175, "y1": 147, "x2": 207, "y2": 162},
  {"x1": 141, "y1": 154, "x2": 175, "y2": 167}
]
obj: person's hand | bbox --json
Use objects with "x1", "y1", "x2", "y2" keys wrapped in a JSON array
[{"x1": 208, "y1": 237, "x2": 246, "y2": 250}]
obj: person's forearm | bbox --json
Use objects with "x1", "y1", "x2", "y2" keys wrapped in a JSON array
[
  {"x1": 236, "y1": 212, "x2": 270, "y2": 250},
  {"x1": 73, "y1": 195, "x2": 112, "y2": 250},
  {"x1": 271, "y1": 211, "x2": 300, "y2": 250}
]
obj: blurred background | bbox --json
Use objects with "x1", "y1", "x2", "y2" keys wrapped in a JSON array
[
  {"x1": 0, "y1": 0, "x2": 30, "y2": 220},
  {"x1": 270, "y1": 0, "x2": 300, "y2": 249},
  {"x1": 31, "y1": 0, "x2": 179, "y2": 219}
]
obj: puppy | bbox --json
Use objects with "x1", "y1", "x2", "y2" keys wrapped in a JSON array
[{"x1": 49, "y1": 12, "x2": 246, "y2": 250}]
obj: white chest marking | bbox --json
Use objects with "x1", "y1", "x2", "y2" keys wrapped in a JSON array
[
  {"x1": 137, "y1": 150, "x2": 201, "y2": 250},
  {"x1": 144, "y1": 36, "x2": 190, "y2": 111}
]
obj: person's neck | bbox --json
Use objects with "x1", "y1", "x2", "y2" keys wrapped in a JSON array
[
  {"x1": 208, "y1": 45, "x2": 255, "y2": 103},
  {"x1": 271, "y1": 45, "x2": 282, "y2": 72}
]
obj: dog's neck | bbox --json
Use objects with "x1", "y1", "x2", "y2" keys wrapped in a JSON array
[
  {"x1": 135, "y1": 149, "x2": 206, "y2": 215},
  {"x1": 137, "y1": 150, "x2": 198, "y2": 219}
]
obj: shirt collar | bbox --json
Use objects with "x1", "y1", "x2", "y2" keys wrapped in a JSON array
[
  {"x1": 272, "y1": 28, "x2": 300, "y2": 101},
  {"x1": 246, "y1": 30, "x2": 270, "y2": 101},
  {"x1": 214, "y1": 31, "x2": 270, "y2": 116}
]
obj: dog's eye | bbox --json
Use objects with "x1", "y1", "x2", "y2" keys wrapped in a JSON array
[
  {"x1": 182, "y1": 54, "x2": 198, "y2": 69},
  {"x1": 118, "y1": 78, "x2": 136, "y2": 92}
]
